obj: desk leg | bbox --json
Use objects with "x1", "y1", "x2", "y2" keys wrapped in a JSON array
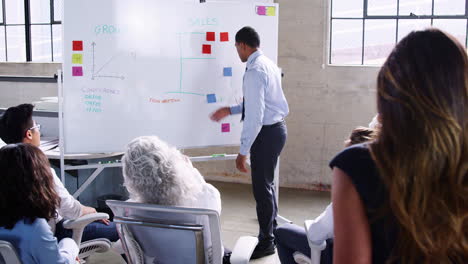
[{"x1": 72, "y1": 167, "x2": 105, "y2": 198}]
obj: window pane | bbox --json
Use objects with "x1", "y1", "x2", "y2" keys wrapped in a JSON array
[
  {"x1": 31, "y1": 0, "x2": 51, "y2": 24},
  {"x1": 6, "y1": 26, "x2": 26, "y2": 61},
  {"x1": 5, "y1": 0, "x2": 24, "y2": 24},
  {"x1": 368, "y1": 0, "x2": 397, "y2": 16},
  {"x1": 52, "y1": 24, "x2": 62, "y2": 61},
  {"x1": 331, "y1": 19, "x2": 363, "y2": 64},
  {"x1": 434, "y1": 0, "x2": 465, "y2": 15},
  {"x1": 54, "y1": 0, "x2": 62, "y2": 22},
  {"x1": 0, "y1": 28, "x2": 5, "y2": 61},
  {"x1": 332, "y1": 0, "x2": 363, "y2": 18},
  {"x1": 399, "y1": 0, "x2": 432, "y2": 16},
  {"x1": 432, "y1": 19, "x2": 467, "y2": 47},
  {"x1": 364, "y1": 19, "x2": 396, "y2": 65},
  {"x1": 0, "y1": 1, "x2": 3, "y2": 24},
  {"x1": 31, "y1": 25, "x2": 52, "y2": 61},
  {"x1": 398, "y1": 19, "x2": 432, "y2": 41}
]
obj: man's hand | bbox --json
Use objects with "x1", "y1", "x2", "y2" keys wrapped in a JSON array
[
  {"x1": 81, "y1": 205, "x2": 97, "y2": 216},
  {"x1": 81, "y1": 205, "x2": 110, "y2": 225},
  {"x1": 236, "y1": 153, "x2": 248, "y2": 173},
  {"x1": 210, "y1": 107, "x2": 231, "y2": 122}
]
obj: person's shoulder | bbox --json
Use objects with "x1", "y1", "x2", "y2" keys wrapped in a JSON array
[
  {"x1": 29, "y1": 218, "x2": 51, "y2": 233},
  {"x1": 201, "y1": 183, "x2": 220, "y2": 199},
  {"x1": 329, "y1": 143, "x2": 377, "y2": 181},
  {"x1": 330, "y1": 143, "x2": 372, "y2": 167}
]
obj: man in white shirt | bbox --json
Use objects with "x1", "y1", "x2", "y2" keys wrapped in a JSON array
[
  {"x1": 0, "y1": 104, "x2": 119, "y2": 243},
  {"x1": 211, "y1": 26, "x2": 289, "y2": 259}
]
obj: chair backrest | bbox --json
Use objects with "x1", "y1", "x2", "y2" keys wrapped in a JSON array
[
  {"x1": 0, "y1": 241, "x2": 22, "y2": 264},
  {"x1": 106, "y1": 200, "x2": 223, "y2": 264}
]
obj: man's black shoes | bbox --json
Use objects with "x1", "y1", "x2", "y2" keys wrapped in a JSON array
[{"x1": 250, "y1": 243, "x2": 276, "y2": 259}]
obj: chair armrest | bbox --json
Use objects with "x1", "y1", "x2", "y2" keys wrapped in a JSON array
[
  {"x1": 62, "y1": 213, "x2": 109, "y2": 246},
  {"x1": 304, "y1": 220, "x2": 326, "y2": 264},
  {"x1": 304, "y1": 220, "x2": 327, "y2": 250},
  {"x1": 230, "y1": 236, "x2": 258, "y2": 264}
]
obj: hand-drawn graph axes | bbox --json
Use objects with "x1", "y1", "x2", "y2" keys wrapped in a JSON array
[{"x1": 91, "y1": 42, "x2": 126, "y2": 80}]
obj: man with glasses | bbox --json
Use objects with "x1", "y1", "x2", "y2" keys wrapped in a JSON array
[{"x1": 0, "y1": 104, "x2": 119, "y2": 244}]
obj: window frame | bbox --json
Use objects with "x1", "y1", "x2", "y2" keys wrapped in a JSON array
[
  {"x1": 0, "y1": 0, "x2": 61, "y2": 62},
  {"x1": 329, "y1": 0, "x2": 468, "y2": 65}
]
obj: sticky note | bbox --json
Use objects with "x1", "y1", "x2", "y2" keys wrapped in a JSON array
[
  {"x1": 221, "y1": 123, "x2": 230, "y2": 133},
  {"x1": 223, "y1": 67, "x2": 232, "y2": 77},
  {"x1": 72, "y1": 66, "x2": 83, "y2": 76},
  {"x1": 72, "y1": 54, "x2": 83, "y2": 64},
  {"x1": 206, "y1": 32, "x2": 215, "y2": 41},
  {"x1": 72, "y1": 40, "x2": 83, "y2": 51},
  {"x1": 257, "y1": 6, "x2": 266, "y2": 15},
  {"x1": 207, "y1": 94, "x2": 216, "y2": 103},
  {"x1": 266, "y1": 6, "x2": 276, "y2": 16},
  {"x1": 220, "y1": 32, "x2": 229, "y2": 42},
  {"x1": 202, "y1": 44, "x2": 211, "y2": 54}
]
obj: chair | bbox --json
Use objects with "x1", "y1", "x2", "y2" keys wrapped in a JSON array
[
  {"x1": 292, "y1": 220, "x2": 327, "y2": 264},
  {"x1": 63, "y1": 212, "x2": 112, "y2": 261},
  {"x1": 106, "y1": 200, "x2": 259, "y2": 264},
  {"x1": 0, "y1": 213, "x2": 111, "y2": 264},
  {"x1": 0, "y1": 241, "x2": 21, "y2": 264}
]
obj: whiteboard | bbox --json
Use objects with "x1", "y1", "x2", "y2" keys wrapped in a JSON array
[{"x1": 62, "y1": 0, "x2": 279, "y2": 153}]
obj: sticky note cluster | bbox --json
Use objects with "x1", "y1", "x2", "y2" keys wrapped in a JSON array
[
  {"x1": 72, "y1": 40, "x2": 84, "y2": 77},
  {"x1": 202, "y1": 32, "x2": 230, "y2": 55},
  {"x1": 256, "y1": 6, "x2": 276, "y2": 16}
]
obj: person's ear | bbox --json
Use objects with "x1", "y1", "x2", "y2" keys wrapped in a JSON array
[{"x1": 25, "y1": 130, "x2": 33, "y2": 140}]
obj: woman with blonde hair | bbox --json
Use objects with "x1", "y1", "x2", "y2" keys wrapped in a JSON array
[{"x1": 331, "y1": 29, "x2": 467, "y2": 263}]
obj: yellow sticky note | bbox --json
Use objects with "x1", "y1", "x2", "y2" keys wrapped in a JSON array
[
  {"x1": 72, "y1": 54, "x2": 83, "y2": 64},
  {"x1": 266, "y1": 6, "x2": 276, "y2": 16}
]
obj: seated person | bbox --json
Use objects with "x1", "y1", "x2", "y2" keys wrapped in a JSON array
[
  {"x1": 275, "y1": 126, "x2": 376, "y2": 264},
  {"x1": 0, "y1": 104, "x2": 119, "y2": 243},
  {"x1": 121, "y1": 136, "x2": 230, "y2": 263},
  {"x1": 332, "y1": 29, "x2": 466, "y2": 263},
  {"x1": 0, "y1": 143, "x2": 79, "y2": 263}
]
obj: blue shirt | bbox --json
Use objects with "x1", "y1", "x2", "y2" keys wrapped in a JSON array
[
  {"x1": 0, "y1": 218, "x2": 79, "y2": 264},
  {"x1": 230, "y1": 50, "x2": 289, "y2": 155}
]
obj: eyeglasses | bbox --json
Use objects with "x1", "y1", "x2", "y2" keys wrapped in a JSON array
[{"x1": 28, "y1": 123, "x2": 41, "y2": 132}]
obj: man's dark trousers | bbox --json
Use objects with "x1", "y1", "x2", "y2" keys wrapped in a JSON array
[{"x1": 250, "y1": 120, "x2": 287, "y2": 246}]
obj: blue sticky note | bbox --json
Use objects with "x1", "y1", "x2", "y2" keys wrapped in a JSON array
[
  {"x1": 223, "y1": 67, "x2": 232, "y2": 77},
  {"x1": 207, "y1": 94, "x2": 216, "y2": 103}
]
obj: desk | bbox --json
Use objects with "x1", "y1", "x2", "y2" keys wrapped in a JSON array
[{"x1": 42, "y1": 138, "x2": 124, "y2": 200}]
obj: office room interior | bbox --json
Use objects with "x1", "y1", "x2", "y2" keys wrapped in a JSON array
[{"x1": 0, "y1": 0, "x2": 466, "y2": 264}]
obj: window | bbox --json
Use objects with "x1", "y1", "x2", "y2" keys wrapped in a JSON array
[
  {"x1": 330, "y1": 0, "x2": 468, "y2": 65},
  {"x1": 1, "y1": 0, "x2": 62, "y2": 62}
]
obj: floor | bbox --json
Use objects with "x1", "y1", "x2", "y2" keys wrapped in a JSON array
[{"x1": 86, "y1": 181, "x2": 331, "y2": 264}]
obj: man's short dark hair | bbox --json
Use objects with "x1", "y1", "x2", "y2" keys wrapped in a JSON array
[
  {"x1": 0, "y1": 104, "x2": 34, "y2": 144},
  {"x1": 235, "y1": 26, "x2": 260, "y2": 48}
]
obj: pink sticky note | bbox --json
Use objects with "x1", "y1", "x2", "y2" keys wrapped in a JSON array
[
  {"x1": 257, "y1": 6, "x2": 266, "y2": 15},
  {"x1": 72, "y1": 66, "x2": 83, "y2": 76},
  {"x1": 221, "y1": 123, "x2": 230, "y2": 133}
]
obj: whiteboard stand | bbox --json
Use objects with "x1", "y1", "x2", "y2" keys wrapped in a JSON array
[{"x1": 58, "y1": 69, "x2": 123, "y2": 198}]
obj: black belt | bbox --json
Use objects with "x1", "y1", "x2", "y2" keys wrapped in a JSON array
[{"x1": 262, "y1": 120, "x2": 285, "y2": 128}]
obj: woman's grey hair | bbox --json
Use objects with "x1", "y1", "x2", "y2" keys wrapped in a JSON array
[{"x1": 122, "y1": 136, "x2": 203, "y2": 206}]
